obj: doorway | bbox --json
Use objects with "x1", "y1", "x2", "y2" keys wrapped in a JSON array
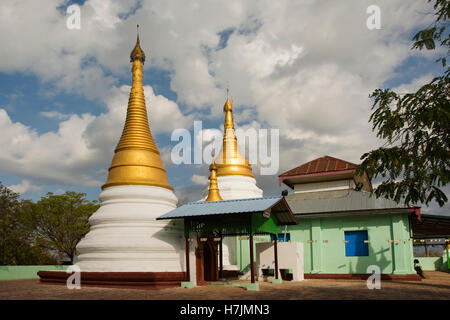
[{"x1": 195, "y1": 233, "x2": 219, "y2": 285}]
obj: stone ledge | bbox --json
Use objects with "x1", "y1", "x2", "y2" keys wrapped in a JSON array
[{"x1": 38, "y1": 270, "x2": 186, "y2": 290}]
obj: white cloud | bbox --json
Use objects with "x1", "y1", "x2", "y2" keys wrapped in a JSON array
[
  {"x1": 0, "y1": 108, "x2": 100, "y2": 186},
  {"x1": 0, "y1": 0, "x2": 442, "y2": 202},
  {"x1": 393, "y1": 74, "x2": 434, "y2": 95},
  {"x1": 8, "y1": 180, "x2": 41, "y2": 194},
  {"x1": 191, "y1": 174, "x2": 208, "y2": 186},
  {"x1": 40, "y1": 111, "x2": 71, "y2": 120},
  {"x1": 0, "y1": 83, "x2": 191, "y2": 188}
]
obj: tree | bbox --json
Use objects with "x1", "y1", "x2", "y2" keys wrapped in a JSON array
[
  {"x1": 22, "y1": 191, "x2": 99, "y2": 264},
  {"x1": 358, "y1": 0, "x2": 450, "y2": 207},
  {"x1": 177, "y1": 196, "x2": 190, "y2": 207},
  {"x1": 0, "y1": 182, "x2": 57, "y2": 265}
]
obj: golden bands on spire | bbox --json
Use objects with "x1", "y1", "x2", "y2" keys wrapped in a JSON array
[
  {"x1": 205, "y1": 162, "x2": 223, "y2": 201},
  {"x1": 102, "y1": 34, "x2": 173, "y2": 191},
  {"x1": 214, "y1": 96, "x2": 254, "y2": 178}
]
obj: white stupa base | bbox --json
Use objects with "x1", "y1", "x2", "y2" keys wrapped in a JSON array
[
  {"x1": 201, "y1": 175, "x2": 263, "y2": 273},
  {"x1": 216, "y1": 175, "x2": 264, "y2": 200},
  {"x1": 74, "y1": 185, "x2": 184, "y2": 272}
]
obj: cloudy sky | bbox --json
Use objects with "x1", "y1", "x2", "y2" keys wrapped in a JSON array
[{"x1": 0, "y1": 0, "x2": 447, "y2": 214}]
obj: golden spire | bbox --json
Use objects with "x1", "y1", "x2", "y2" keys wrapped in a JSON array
[
  {"x1": 214, "y1": 91, "x2": 254, "y2": 178},
  {"x1": 223, "y1": 88, "x2": 234, "y2": 130},
  {"x1": 130, "y1": 24, "x2": 145, "y2": 64},
  {"x1": 205, "y1": 162, "x2": 223, "y2": 201},
  {"x1": 102, "y1": 27, "x2": 173, "y2": 191}
]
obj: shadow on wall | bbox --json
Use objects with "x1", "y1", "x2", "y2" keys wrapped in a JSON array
[
  {"x1": 434, "y1": 257, "x2": 449, "y2": 272},
  {"x1": 350, "y1": 244, "x2": 392, "y2": 274},
  {"x1": 152, "y1": 221, "x2": 185, "y2": 268}
]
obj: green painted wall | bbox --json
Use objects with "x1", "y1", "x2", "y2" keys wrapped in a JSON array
[
  {"x1": 237, "y1": 213, "x2": 415, "y2": 275},
  {"x1": 237, "y1": 235, "x2": 270, "y2": 273},
  {"x1": 0, "y1": 265, "x2": 68, "y2": 280},
  {"x1": 416, "y1": 257, "x2": 448, "y2": 271}
]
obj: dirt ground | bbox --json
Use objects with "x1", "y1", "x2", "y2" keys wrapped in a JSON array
[{"x1": 0, "y1": 271, "x2": 449, "y2": 300}]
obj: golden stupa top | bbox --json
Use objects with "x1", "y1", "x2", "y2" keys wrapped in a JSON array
[
  {"x1": 214, "y1": 94, "x2": 254, "y2": 178},
  {"x1": 102, "y1": 30, "x2": 173, "y2": 191},
  {"x1": 205, "y1": 162, "x2": 223, "y2": 201},
  {"x1": 223, "y1": 96, "x2": 234, "y2": 129},
  {"x1": 130, "y1": 25, "x2": 146, "y2": 64}
]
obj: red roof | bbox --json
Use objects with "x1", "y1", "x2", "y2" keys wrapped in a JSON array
[{"x1": 279, "y1": 156, "x2": 357, "y2": 178}]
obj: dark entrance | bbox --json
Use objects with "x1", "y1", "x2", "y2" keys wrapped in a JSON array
[{"x1": 195, "y1": 233, "x2": 219, "y2": 285}]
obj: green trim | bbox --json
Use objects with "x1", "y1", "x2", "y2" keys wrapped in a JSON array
[
  {"x1": 230, "y1": 282, "x2": 259, "y2": 291},
  {"x1": 181, "y1": 281, "x2": 194, "y2": 288},
  {"x1": 0, "y1": 265, "x2": 69, "y2": 280},
  {"x1": 184, "y1": 211, "x2": 281, "y2": 237},
  {"x1": 184, "y1": 214, "x2": 253, "y2": 235},
  {"x1": 246, "y1": 283, "x2": 259, "y2": 291},
  {"x1": 252, "y1": 212, "x2": 278, "y2": 235},
  {"x1": 272, "y1": 278, "x2": 283, "y2": 284}
]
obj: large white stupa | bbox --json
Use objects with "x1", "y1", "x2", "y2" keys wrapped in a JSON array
[
  {"x1": 39, "y1": 29, "x2": 185, "y2": 288},
  {"x1": 74, "y1": 32, "x2": 183, "y2": 273}
]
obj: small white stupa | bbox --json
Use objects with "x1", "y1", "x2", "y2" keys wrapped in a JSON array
[{"x1": 205, "y1": 94, "x2": 263, "y2": 274}]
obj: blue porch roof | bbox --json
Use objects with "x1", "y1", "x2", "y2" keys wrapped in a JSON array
[{"x1": 156, "y1": 196, "x2": 297, "y2": 225}]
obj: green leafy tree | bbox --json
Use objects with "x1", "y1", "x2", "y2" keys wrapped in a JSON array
[
  {"x1": 177, "y1": 196, "x2": 190, "y2": 207},
  {"x1": 359, "y1": 0, "x2": 449, "y2": 207},
  {"x1": 0, "y1": 182, "x2": 57, "y2": 265},
  {"x1": 22, "y1": 191, "x2": 99, "y2": 264}
]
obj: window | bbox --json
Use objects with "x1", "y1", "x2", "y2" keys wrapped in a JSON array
[
  {"x1": 344, "y1": 230, "x2": 369, "y2": 257},
  {"x1": 271, "y1": 233, "x2": 290, "y2": 242}
]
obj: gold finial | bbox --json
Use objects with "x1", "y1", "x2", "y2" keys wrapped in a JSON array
[
  {"x1": 103, "y1": 32, "x2": 173, "y2": 191},
  {"x1": 130, "y1": 24, "x2": 146, "y2": 64},
  {"x1": 214, "y1": 93, "x2": 254, "y2": 178},
  {"x1": 205, "y1": 162, "x2": 223, "y2": 201},
  {"x1": 223, "y1": 88, "x2": 233, "y2": 129}
]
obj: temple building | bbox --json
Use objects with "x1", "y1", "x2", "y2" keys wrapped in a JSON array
[
  {"x1": 216, "y1": 155, "x2": 422, "y2": 280},
  {"x1": 38, "y1": 30, "x2": 429, "y2": 288},
  {"x1": 275, "y1": 156, "x2": 419, "y2": 279}
]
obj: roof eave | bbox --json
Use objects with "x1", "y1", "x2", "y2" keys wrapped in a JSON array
[
  {"x1": 294, "y1": 207, "x2": 415, "y2": 219},
  {"x1": 279, "y1": 169, "x2": 356, "y2": 188}
]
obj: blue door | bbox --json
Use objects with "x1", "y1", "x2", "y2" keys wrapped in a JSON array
[
  {"x1": 345, "y1": 231, "x2": 369, "y2": 256},
  {"x1": 270, "y1": 233, "x2": 290, "y2": 242}
]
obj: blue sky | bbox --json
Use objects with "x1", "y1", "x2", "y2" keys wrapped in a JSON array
[{"x1": 0, "y1": 0, "x2": 448, "y2": 214}]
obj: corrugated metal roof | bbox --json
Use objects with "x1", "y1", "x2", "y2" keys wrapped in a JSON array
[
  {"x1": 157, "y1": 196, "x2": 296, "y2": 224},
  {"x1": 286, "y1": 190, "x2": 411, "y2": 216},
  {"x1": 411, "y1": 214, "x2": 450, "y2": 238},
  {"x1": 279, "y1": 156, "x2": 357, "y2": 178}
]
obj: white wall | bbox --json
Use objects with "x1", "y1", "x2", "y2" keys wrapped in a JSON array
[{"x1": 293, "y1": 179, "x2": 355, "y2": 194}]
